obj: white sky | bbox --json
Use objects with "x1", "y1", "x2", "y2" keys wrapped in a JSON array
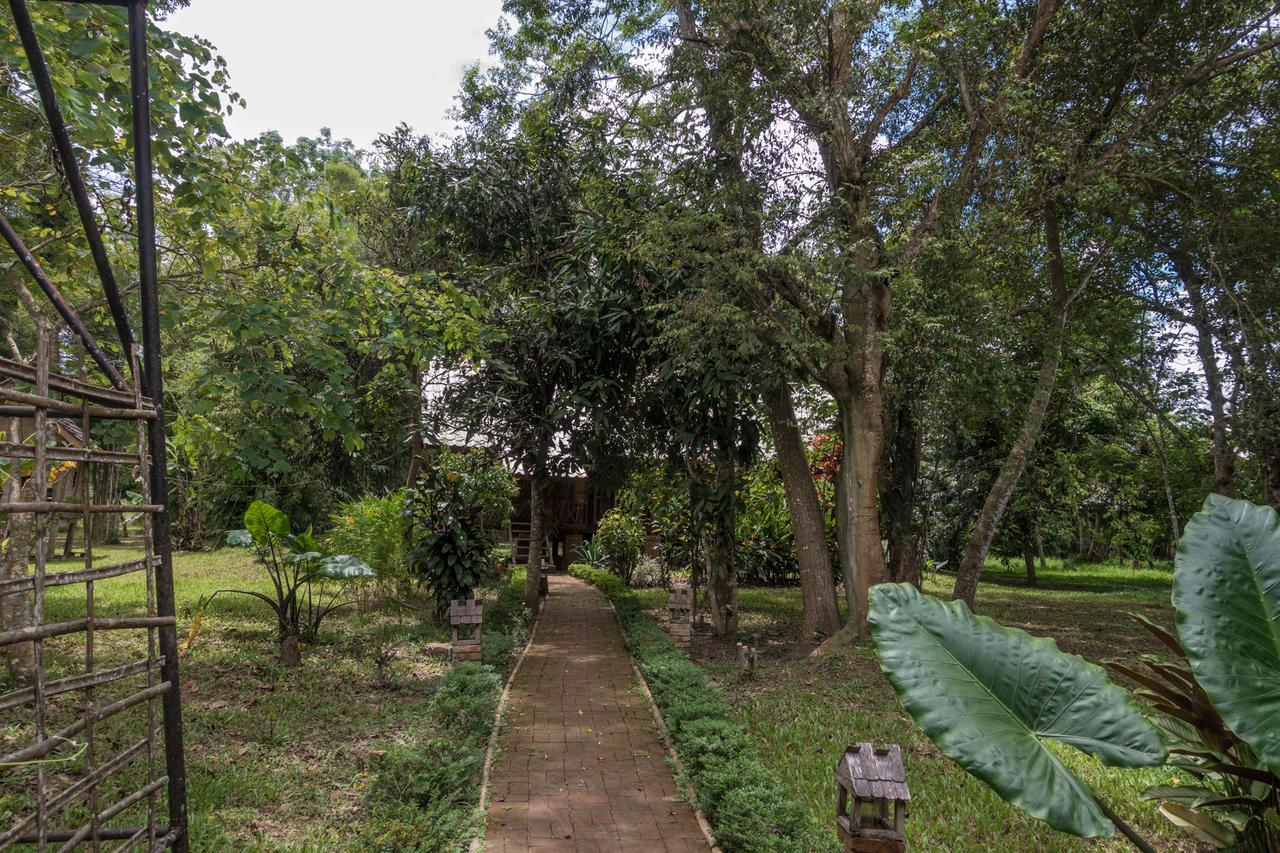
[{"x1": 166, "y1": 0, "x2": 506, "y2": 150}]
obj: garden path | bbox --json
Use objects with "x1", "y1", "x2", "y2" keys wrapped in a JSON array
[{"x1": 483, "y1": 574, "x2": 709, "y2": 852}]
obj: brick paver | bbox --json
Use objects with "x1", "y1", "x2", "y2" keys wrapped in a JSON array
[{"x1": 484, "y1": 575, "x2": 709, "y2": 852}]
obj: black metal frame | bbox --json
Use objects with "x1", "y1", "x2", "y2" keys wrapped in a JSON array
[{"x1": 2, "y1": 0, "x2": 188, "y2": 848}]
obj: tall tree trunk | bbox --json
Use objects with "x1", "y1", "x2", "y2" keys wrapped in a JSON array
[
  {"x1": 1035, "y1": 521, "x2": 1047, "y2": 570},
  {"x1": 523, "y1": 467, "x2": 546, "y2": 609},
  {"x1": 953, "y1": 202, "x2": 1072, "y2": 608},
  {"x1": 883, "y1": 397, "x2": 923, "y2": 587},
  {"x1": 705, "y1": 451, "x2": 739, "y2": 637},
  {"x1": 762, "y1": 382, "x2": 841, "y2": 639},
  {"x1": 1178, "y1": 257, "x2": 1234, "y2": 496},
  {"x1": 834, "y1": 397, "x2": 890, "y2": 634}
]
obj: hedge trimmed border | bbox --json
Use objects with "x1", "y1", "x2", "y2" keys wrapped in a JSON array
[{"x1": 569, "y1": 565, "x2": 839, "y2": 853}]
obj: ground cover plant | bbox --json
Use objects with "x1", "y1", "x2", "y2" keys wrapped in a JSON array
[
  {"x1": 0, "y1": 545, "x2": 528, "y2": 851},
  {"x1": 569, "y1": 564, "x2": 837, "y2": 852}
]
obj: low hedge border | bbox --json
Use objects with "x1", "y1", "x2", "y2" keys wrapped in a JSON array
[
  {"x1": 569, "y1": 565, "x2": 839, "y2": 853},
  {"x1": 363, "y1": 570, "x2": 535, "y2": 852}
]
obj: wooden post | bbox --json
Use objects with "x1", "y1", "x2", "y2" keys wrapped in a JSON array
[{"x1": 450, "y1": 599, "x2": 483, "y2": 662}]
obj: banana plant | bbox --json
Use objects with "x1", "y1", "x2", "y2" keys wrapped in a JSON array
[{"x1": 869, "y1": 582, "x2": 1166, "y2": 847}]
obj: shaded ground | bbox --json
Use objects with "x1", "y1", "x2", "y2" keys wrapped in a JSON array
[
  {"x1": 632, "y1": 561, "x2": 1193, "y2": 852},
  {"x1": 0, "y1": 546, "x2": 474, "y2": 849},
  {"x1": 485, "y1": 575, "x2": 707, "y2": 852}
]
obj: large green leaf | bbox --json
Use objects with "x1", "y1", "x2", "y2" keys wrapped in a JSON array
[
  {"x1": 869, "y1": 583, "x2": 1165, "y2": 837},
  {"x1": 314, "y1": 554, "x2": 376, "y2": 579},
  {"x1": 243, "y1": 500, "x2": 290, "y2": 546},
  {"x1": 1173, "y1": 494, "x2": 1280, "y2": 775}
]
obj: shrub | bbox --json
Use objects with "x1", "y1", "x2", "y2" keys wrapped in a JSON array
[
  {"x1": 218, "y1": 500, "x2": 374, "y2": 653},
  {"x1": 408, "y1": 454, "x2": 507, "y2": 616},
  {"x1": 593, "y1": 509, "x2": 645, "y2": 585},
  {"x1": 481, "y1": 569, "x2": 531, "y2": 670},
  {"x1": 570, "y1": 564, "x2": 838, "y2": 852},
  {"x1": 326, "y1": 490, "x2": 409, "y2": 580}
]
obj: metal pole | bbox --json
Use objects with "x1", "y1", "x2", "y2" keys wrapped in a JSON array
[
  {"x1": 128, "y1": 1, "x2": 188, "y2": 849},
  {"x1": 0, "y1": 209, "x2": 129, "y2": 390},
  {"x1": 8, "y1": 0, "x2": 137, "y2": 365}
]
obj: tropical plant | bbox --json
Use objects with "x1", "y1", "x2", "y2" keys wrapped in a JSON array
[
  {"x1": 869, "y1": 582, "x2": 1166, "y2": 845},
  {"x1": 576, "y1": 538, "x2": 606, "y2": 568},
  {"x1": 219, "y1": 500, "x2": 373, "y2": 653},
  {"x1": 871, "y1": 494, "x2": 1280, "y2": 850},
  {"x1": 1107, "y1": 495, "x2": 1280, "y2": 850},
  {"x1": 407, "y1": 454, "x2": 503, "y2": 616},
  {"x1": 593, "y1": 509, "x2": 645, "y2": 586}
]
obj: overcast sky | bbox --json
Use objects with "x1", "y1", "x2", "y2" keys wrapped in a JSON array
[{"x1": 166, "y1": 0, "x2": 506, "y2": 150}]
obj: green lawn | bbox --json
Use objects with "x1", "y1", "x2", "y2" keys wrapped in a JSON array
[
  {"x1": 1, "y1": 545, "x2": 513, "y2": 850},
  {"x1": 640, "y1": 562, "x2": 1193, "y2": 852}
]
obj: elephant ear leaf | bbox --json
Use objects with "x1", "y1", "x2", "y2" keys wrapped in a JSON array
[
  {"x1": 315, "y1": 555, "x2": 375, "y2": 579},
  {"x1": 1173, "y1": 494, "x2": 1280, "y2": 775},
  {"x1": 869, "y1": 583, "x2": 1165, "y2": 838},
  {"x1": 243, "y1": 500, "x2": 289, "y2": 546}
]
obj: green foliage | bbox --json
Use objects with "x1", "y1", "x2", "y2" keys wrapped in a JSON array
[
  {"x1": 736, "y1": 461, "x2": 802, "y2": 585},
  {"x1": 593, "y1": 509, "x2": 645, "y2": 585},
  {"x1": 213, "y1": 500, "x2": 373, "y2": 644},
  {"x1": 408, "y1": 453, "x2": 513, "y2": 616},
  {"x1": 326, "y1": 490, "x2": 410, "y2": 580},
  {"x1": 872, "y1": 495, "x2": 1280, "y2": 849},
  {"x1": 365, "y1": 661, "x2": 504, "y2": 851},
  {"x1": 570, "y1": 565, "x2": 836, "y2": 851},
  {"x1": 435, "y1": 449, "x2": 518, "y2": 530},
  {"x1": 1108, "y1": 494, "x2": 1280, "y2": 851},
  {"x1": 480, "y1": 568, "x2": 533, "y2": 669},
  {"x1": 869, "y1": 583, "x2": 1165, "y2": 838},
  {"x1": 1172, "y1": 495, "x2": 1280, "y2": 776}
]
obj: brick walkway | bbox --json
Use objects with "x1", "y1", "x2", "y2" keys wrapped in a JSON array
[{"x1": 483, "y1": 575, "x2": 709, "y2": 852}]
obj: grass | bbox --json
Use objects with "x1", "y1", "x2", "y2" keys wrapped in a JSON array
[
  {"x1": 1, "y1": 544, "x2": 529, "y2": 851},
  {"x1": 633, "y1": 561, "x2": 1192, "y2": 852}
]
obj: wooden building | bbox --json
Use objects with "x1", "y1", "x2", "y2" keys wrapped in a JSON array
[{"x1": 504, "y1": 474, "x2": 614, "y2": 571}]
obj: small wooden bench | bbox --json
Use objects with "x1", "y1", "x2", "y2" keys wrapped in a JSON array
[{"x1": 450, "y1": 599, "x2": 483, "y2": 662}]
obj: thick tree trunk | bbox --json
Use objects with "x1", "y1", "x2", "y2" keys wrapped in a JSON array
[
  {"x1": 953, "y1": 203, "x2": 1072, "y2": 608},
  {"x1": 762, "y1": 382, "x2": 841, "y2": 639},
  {"x1": 834, "y1": 399, "x2": 889, "y2": 634},
  {"x1": 523, "y1": 468, "x2": 546, "y2": 609},
  {"x1": 883, "y1": 397, "x2": 923, "y2": 587},
  {"x1": 705, "y1": 452, "x2": 739, "y2": 638}
]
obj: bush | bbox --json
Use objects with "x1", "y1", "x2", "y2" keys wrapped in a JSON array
[
  {"x1": 326, "y1": 490, "x2": 409, "y2": 580},
  {"x1": 569, "y1": 564, "x2": 838, "y2": 852},
  {"x1": 593, "y1": 509, "x2": 645, "y2": 585},
  {"x1": 408, "y1": 454, "x2": 508, "y2": 615}
]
